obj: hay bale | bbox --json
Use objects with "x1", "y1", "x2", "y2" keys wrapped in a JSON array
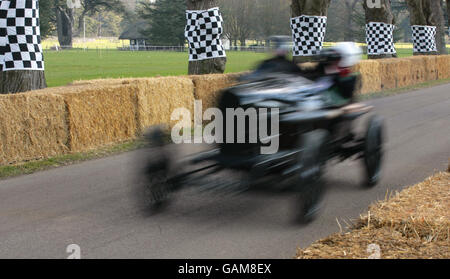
[
  {"x1": 372, "y1": 58, "x2": 414, "y2": 90},
  {"x1": 297, "y1": 172, "x2": 449, "y2": 259},
  {"x1": 0, "y1": 93, "x2": 69, "y2": 165},
  {"x1": 296, "y1": 226, "x2": 450, "y2": 259},
  {"x1": 377, "y1": 58, "x2": 403, "y2": 91},
  {"x1": 394, "y1": 58, "x2": 414, "y2": 88},
  {"x1": 422, "y1": 56, "x2": 439, "y2": 81},
  {"x1": 436, "y1": 55, "x2": 450, "y2": 80},
  {"x1": 58, "y1": 84, "x2": 138, "y2": 152},
  {"x1": 406, "y1": 56, "x2": 427, "y2": 85},
  {"x1": 354, "y1": 60, "x2": 381, "y2": 94},
  {"x1": 357, "y1": 172, "x2": 450, "y2": 241},
  {"x1": 134, "y1": 77, "x2": 195, "y2": 132},
  {"x1": 190, "y1": 73, "x2": 242, "y2": 113}
]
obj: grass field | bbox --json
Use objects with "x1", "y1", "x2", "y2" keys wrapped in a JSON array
[
  {"x1": 42, "y1": 47, "x2": 446, "y2": 87},
  {"x1": 43, "y1": 50, "x2": 269, "y2": 87}
]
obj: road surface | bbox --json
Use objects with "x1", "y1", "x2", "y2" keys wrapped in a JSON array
[{"x1": 0, "y1": 84, "x2": 449, "y2": 258}]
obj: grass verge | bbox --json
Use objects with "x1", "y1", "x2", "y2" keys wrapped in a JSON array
[{"x1": 0, "y1": 139, "x2": 146, "y2": 180}]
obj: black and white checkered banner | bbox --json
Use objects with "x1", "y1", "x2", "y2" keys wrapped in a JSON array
[
  {"x1": 411, "y1": 25, "x2": 437, "y2": 53},
  {"x1": 290, "y1": 15, "x2": 327, "y2": 56},
  {"x1": 185, "y1": 7, "x2": 226, "y2": 61},
  {"x1": 365, "y1": 22, "x2": 396, "y2": 55},
  {"x1": 0, "y1": 0, "x2": 44, "y2": 71}
]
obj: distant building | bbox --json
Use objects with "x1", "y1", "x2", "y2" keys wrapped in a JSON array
[{"x1": 119, "y1": 21, "x2": 149, "y2": 50}]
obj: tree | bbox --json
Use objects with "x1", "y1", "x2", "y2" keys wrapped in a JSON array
[
  {"x1": 82, "y1": 9, "x2": 124, "y2": 37},
  {"x1": 219, "y1": 0, "x2": 290, "y2": 46},
  {"x1": 220, "y1": 4, "x2": 240, "y2": 47},
  {"x1": 139, "y1": 0, "x2": 186, "y2": 46},
  {"x1": 343, "y1": 0, "x2": 360, "y2": 41},
  {"x1": 75, "y1": 0, "x2": 124, "y2": 37},
  {"x1": 219, "y1": 0, "x2": 257, "y2": 47},
  {"x1": 55, "y1": 0, "x2": 74, "y2": 48},
  {"x1": 0, "y1": 70, "x2": 47, "y2": 94},
  {"x1": 253, "y1": 0, "x2": 291, "y2": 43},
  {"x1": 430, "y1": 0, "x2": 447, "y2": 54},
  {"x1": 40, "y1": 0, "x2": 124, "y2": 49},
  {"x1": 186, "y1": 0, "x2": 227, "y2": 75},
  {"x1": 445, "y1": 0, "x2": 450, "y2": 28},
  {"x1": 406, "y1": 0, "x2": 448, "y2": 55},
  {"x1": 0, "y1": 0, "x2": 46, "y2": 94},
  {"x1": 291, "y1": 0, "x2": 332, "y2": 63},
  {"x1": 363, "y1": 0, "x2": 396, "y2": 59},
  {"x1": 391, "y1": 0, "x2": 410, "y2": 42},
  {"x1": 39, "y1": 0, "x2": 56, "y2": 38}
]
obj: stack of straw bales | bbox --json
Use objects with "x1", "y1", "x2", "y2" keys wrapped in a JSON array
[
  {"x1": 0, "y1": 55, "x2": 448, "y2": 165},
  {"x1": 408, "y1": 56, "x2": 428, "y2": 85},
  {"x1": 0, "y1": 93, "x2": 69, "y2": 165},
  {"x1": 61, "y1": 84, "x2": 138, "y2": 151},
  {"x1": 297, "y1": 171, "x2": 450, "y2": 259},
  {"x1": 133, "y1": 77, "x2": 195, "y2": 132},
  {"x1": 352, "y1": 60, "x2": 382, "y2": 94},
  {"x1": 190, "y1": 73, "x2": 242, "y2": 113},
  {"x1": 436, "y1": 55, "x2": 450, "y2": 80}
]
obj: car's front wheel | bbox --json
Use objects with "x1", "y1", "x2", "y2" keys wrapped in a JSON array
[{"x1": 295, "y1": 129, "x2": 329, "y2": 224}]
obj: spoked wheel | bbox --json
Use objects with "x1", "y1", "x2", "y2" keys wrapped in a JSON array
[
  {"x1": 144, "y1": 160, "x2": 173, "y2": 211},
  {"x1": 363, "y1": 115, "x2": 384, "y2": 187},
  {"x1": 295, "y1": 129, "x2": 329, "y2": 224},
  {"x1": 140, "y1": 126, "x2": 179, "y2": 212}
]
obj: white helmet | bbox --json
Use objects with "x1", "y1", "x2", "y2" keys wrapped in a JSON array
[{"x1": 331, "y1": 42, "x2": 363, "y2": 68}]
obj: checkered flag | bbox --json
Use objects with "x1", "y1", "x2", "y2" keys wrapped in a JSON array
[
  {"x1": 0, "y1": 0, "x2": 44, "y2": 71},
  {"x1": 185, "y1": 7, "x2": 226, "y2": 61},
  {"x1": 290, "y1": 15, "x2": 327, "y2": 57},
  {"x1": 411, "y1": 25, "x2": 437, "y2": 53},
  {"x1": 365, "y1": 22, "x2": 396, "y2": 55}
]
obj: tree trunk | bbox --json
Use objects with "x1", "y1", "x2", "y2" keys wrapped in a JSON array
[
  {"x1": 187, "y1": 0, "x2": 227, "y2": 75},
  {"x1": 291, "y1": 0, "x2": 331, "y2": 63},
  {"x1": 363, "y1": 0, "x2": 396, "y2": 59},
  {"x1": 0, "y1": 71, "x2": 47, "y2": 94},
  {"x1": 56, "y1": 7, "x2": 74, "y2": 49},
  {"x1": 343, "y1": 0, "x2": 358, "y2": 41},
  {"x1": 0, "y1": 0, "x2": 47, "y2": 94},
  {"x1": 447, "y1": 0, "x2": 450, "y2": 26},
  {"x1": 430, "y1": 0, "x2": 447, "y2": 54},
  {"x1": 291, "y1": 0, "x2": 331, "y2": 17},
  {"x1": 406, "y1": 0, "x2": 446, "y2": 55},
  {"x1": 76, "y1": 10, "x2": 88, "y2": 38}
]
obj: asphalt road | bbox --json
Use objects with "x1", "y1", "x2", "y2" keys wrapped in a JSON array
[{"x1": 0, "y1": 84, "x2": 449, "y2": 259}]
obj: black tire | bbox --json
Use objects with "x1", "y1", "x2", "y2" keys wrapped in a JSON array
[
  {"x1": 363, "y1": 115, "x2": 384, "y2": 187},
  {"x1": 295, "y1": 129, "x2": 329, "y2": 224},
  {"x1": 145, "y1": 159, "x2": 173, "y2": 211},
  {"x1": 140, "y1": 127, "x2": 178, "y2": 212}
]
